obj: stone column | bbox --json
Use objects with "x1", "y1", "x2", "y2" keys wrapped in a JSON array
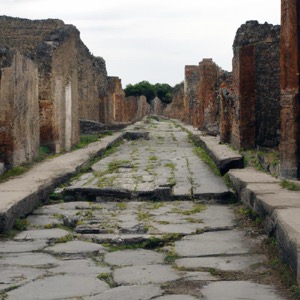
[{"x1": 280, "y1": 0, "x2": 300, "y2": 179}]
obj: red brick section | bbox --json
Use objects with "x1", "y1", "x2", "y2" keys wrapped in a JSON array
[
  {"x1": 237, "y1": 45, "x2": 256, "y2": 150},
  {"x1": 184, "y1": 66, "x2": 199, "y2": 125},
  {"x1": 280, "y1": 0, "x2": 300, "y2": 179},
  {"x1": 198, "y1": 59, "x2": 219, "y2": 133}
]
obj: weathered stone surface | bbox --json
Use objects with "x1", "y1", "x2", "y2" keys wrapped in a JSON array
[
  {"x1": 14, "y1": 228, "x2": 70, "y2": 240},
  {"x1": 113, "y1": 265, "x2": 180, "y2": 285},
  {"x1": 155, "y1": 296, "x2": 199, "y2": 300},
  {"x1": 50, "y1": 259, "x2": 110, "y2": 275},
  {"x1": 201, "y1": 281, "x2": 286, "y2": 300},
  {"x1": 279, "y1": 0, "x2": 300, "y2": 180},
  {"x1": 104, "y1": 249, "x2": 164, "y2": 266},
  {"x1": 220, "y1": 21, "x2": 280, "y2": 150},
  {"x1": 176, "y1": 255, "x2": 266, "y2": 271},
  {"x1": 163, "y1": 83, "x2": 185, "y2": 121},
  {"x1": 0, "y1": 50, "x2": 39, "y2": 167},
  {"x1": 0, "y1": 240, "x2": 47, "y2": 253},
  {"x1": 44, "y1": 240, "x2": 107, "y2": 255},
  {"x1": 174, "y1": 230, "x2": 250, "y2": 257},
  {"x1": 0, "y1": 253, "x2": 59, "y2": 267},
  {"x1": 0, "y1": 266, "x2": 45, "y2": 292},
  {"x1": 86, "y1": 285, "x2": 164, "y2": 300},
  {"x1": 6, "y1": 274, "x2": 109, "y2": 300}
]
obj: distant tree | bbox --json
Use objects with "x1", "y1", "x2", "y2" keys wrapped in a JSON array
[{"x1": 124, "y1": 81, "x2": 174, "y2": 104}]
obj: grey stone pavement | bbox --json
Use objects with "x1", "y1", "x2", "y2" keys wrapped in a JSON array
[{"x1": 0, "y1": 117, "x2": 291, "y2": 299}]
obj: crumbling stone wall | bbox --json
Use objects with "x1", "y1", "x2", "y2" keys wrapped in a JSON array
[
  {"x1": 280, "y1": 0, "x2": 300, "y2": 179},
  {"x1": 163, "y1": 83, "x2": 185, "y2": 121},
  {"x1": 183, "y1": 60, "x2": 220, "y2": 132},
  {"x1": 150, "y1": 97, "x2": 164, "y2": 115},
  {"x1": 197, "y1": 59, "x2": 220, "y2": 133},
  {"x1": 0, "y1": 50, "x2": 39, "y2": 166},
  {"x1": 78, "y1": 43, "x2": 107, "y2": 122},
  {"x1": 184, "y1": 66, "x2": 199, "y2": 125},
  {"x1": 104, "y1": 78, "x2": 150, "y2": 124},
  {"x1": 220, "y1": 21, "x2": 280, "y2": 150},
  {"x1": 0, "y1": 16, "x2": 80, "y2": 153}
]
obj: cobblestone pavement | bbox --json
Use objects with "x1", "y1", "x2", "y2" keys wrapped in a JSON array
[{"x1": 0, "y1": 118, "x2": 289, "y2": 299}]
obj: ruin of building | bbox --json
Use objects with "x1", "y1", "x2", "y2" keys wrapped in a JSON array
[
  {"x1": 279, "y1": 0, "x2": 300, "y2": 179},
  {"x1": 220, "y1": 21, "x2": 281, "y2": 150}
]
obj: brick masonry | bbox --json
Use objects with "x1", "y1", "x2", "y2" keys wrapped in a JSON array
[{"x1": 279, "y1": 0, "x2": 300, "y2": 179}]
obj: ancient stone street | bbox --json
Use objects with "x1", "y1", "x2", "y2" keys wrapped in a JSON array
[{"x1": 0, "y1": 118, "x2": 289, "y2": 299}]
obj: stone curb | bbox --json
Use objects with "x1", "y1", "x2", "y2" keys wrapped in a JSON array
[
  {"x1": 175, "y1": 121, "x2": 244, "y2": 175},
  {"x1": 0, "y1": 132, "x2": 125, "y2": 233},
  {"x1": 228, "y1": 167, "x2": 300, "y2": 284}
]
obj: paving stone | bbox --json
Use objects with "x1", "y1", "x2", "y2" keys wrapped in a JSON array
[
  {"x1": 6, "y1": 274, "x2": 109, "y2": 300},
  {"x1": 174, "y1": 230, "x2": 250, "y2": 257},
  {"x1": 176, "y1": 255, "x2": 266, "y2": 271},
  {"x1": 182, "y1": 271, "x2": 218, "y2": 281},
  {"x1": 113, "y1": 265, "x2": 180, "y2": 285},
  {"x1": 50, "y1": 259, "x2": 110, "y2": 275},
  {"x1": 0, "y1": 266, "x2": 45, "y2": 292},
  {"x1": 86, "y1": 285, "x2": 164, "y2": 300},
  {"x1": 155, "y1": 296, "x2": 199, "y2": 300},
  {"x1": 201, "y1": 281, "x2": 286, "y2": 300},
  {"x1": 104, "y1": 249, "x2": 164, "y2": 266},
  {"x1": 0, "y1": 240, "x2": 47, "y2": 253},
  {"x1": 0, "y1": 253, "x2": 59, "y2": 267},
  {"x1": 44, "y1": 240, "x2": 107, "y2": 255},
  {"x1": 14, "y1": 228, "x2": 70, "y2": 240},
  {"x1": 151, "y1": 222, "x2": 204, "y2": 234},
  {"x1": 26, "y1": 215, "x2": 62, "y2": 227}
]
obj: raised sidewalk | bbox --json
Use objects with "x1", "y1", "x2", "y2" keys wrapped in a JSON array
[
  {"x1": 180, "y1": 121, "x2": 300, "y2": 284},
  {"x1": 0, "y1": 132, "x2": 124, "y2": 232}
]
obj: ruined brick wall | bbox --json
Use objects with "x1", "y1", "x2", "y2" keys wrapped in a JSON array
[
  {"x1": 0, "y1": 16, "x2": 81, "y2": 153},
  {"x1": 78, "y1": 43, "x2": 107, "y2": 122},
  {"x1": 280, "y1": 0, "x2": 300, "y2": 179},
  {"x1": 184, "y1": 66, "x2": 199, "y2": 125},
  {"x1": 105, "y1": 77, "x2": 125, "y2": 123},
  {"x1": 150, "y1": 97, "x2": 164, "y2": 115},
  {"x1": 0, "y1": 50, "x2": 39, "y2": 166},
  {"x1": 135, "y1": 96, "x2": 151, "y2": 121},
  {"x1": 221, "y1": 21, "x2": 280, "y2": 150},
  {"x1": 198, "y1": 59, "x2": 220, "y2": 133},
  {"x1": 163, "y1": 83, "x2": 185, "y2": 121}
]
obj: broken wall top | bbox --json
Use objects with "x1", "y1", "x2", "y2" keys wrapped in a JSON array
[{"x1": 233, "y1": 20, "x2": 280, "y2": 54}]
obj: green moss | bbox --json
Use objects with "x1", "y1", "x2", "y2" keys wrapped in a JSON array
[
  {"x1": 0, "y1": 165, "x2": 30, "y2": 183},
  {"x1": 97, "y1": 273, "x2": 115, "y2": 288},
  {"x1": 193, "y1": 146, "x2": 220, "y2": 176},
  {"x1": 173, "y1": 203, "x2": 207, "y2": 215},
  {"x1": 55, "y1": 234, "x2": 73, "y2": 244},
  {"x1": 117, "y1": 202, "x2": 127, "y2": 210},
  {"x1": 280, "y1": 180, "x2": 300, "y2": 191},
  {"x1": 13, "y1": 218, "x2": 29, "y2": 231},
  {"x1": 149, "y1": 155, "x2": 158, "y2": 161}
]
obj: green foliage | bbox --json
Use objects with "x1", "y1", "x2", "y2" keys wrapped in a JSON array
[
  {"x1": 280, "y1": 180, "x2": 300, "y2": 191},
  {"x1": 124, "y1": 81, "x2": 174, "y2": 104},
  {"x1": 72, "y1": 134, "x2": 99, "y2": 150},
  {"x1": 14, "y1": 218, "x2": 28, "y2": 231},
  {"x1": 0, "y1": 165, "x2": 30, "y2": 183}
]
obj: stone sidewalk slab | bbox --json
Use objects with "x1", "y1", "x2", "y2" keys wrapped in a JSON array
[
  {"x1": 228, "y1": 167, "x2": 300, "y2": 284},
  {"x1": 178, "y1": 121, "x2": 244, "y2": 175},
  {"x1": 0, "y1": 132, "x2": 124, "y2": 232}
]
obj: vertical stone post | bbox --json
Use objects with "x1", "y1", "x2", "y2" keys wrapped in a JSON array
[{"x1": 280, "y1": 0, "x2": 300, "y2": 179}]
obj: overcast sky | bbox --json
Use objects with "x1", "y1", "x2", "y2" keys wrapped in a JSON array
[{"x1": 3, "y1": 0, "x2": 280, "y2": 86}]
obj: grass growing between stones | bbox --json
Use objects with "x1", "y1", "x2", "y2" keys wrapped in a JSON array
[
  {"x1": 103, "y1": 233, "x2": 184, "y2": 252},
  {"x1": 97, "y1": 273, "x2": 115, "y2": 288},
  {"x1": 235, "y1": 203, "x2": 300, "y2": 299},
  {"x1": 280, "y1": 180, "x2": 300, "y2": 191},
  {"x1": 172, "y1": 203, "x2": 207, "y2": 216}
]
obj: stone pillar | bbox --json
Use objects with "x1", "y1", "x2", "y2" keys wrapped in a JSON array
[
  {"x1": 280, "y1": 0, "x2": 300, "y2": 179},
  {"x1": 198, "y1": 59, "x2": 219, "y2": 133},
  {"x1": 184, "y1": 66, "x2": 199, "y2": 125}
]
